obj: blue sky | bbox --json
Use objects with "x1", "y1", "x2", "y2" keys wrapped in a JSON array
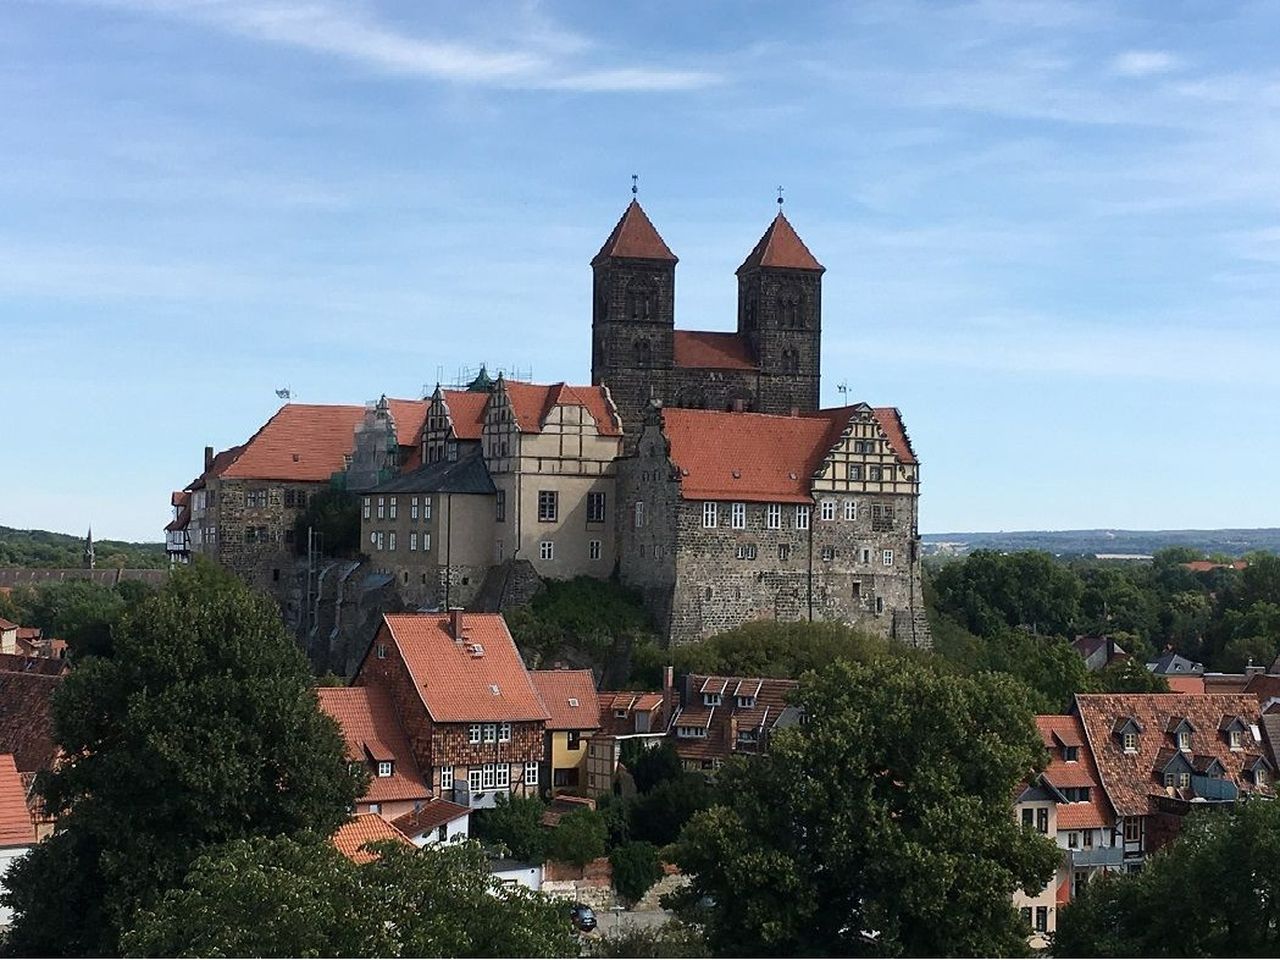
[{"x1": 2, "y1": 0, "x2": 1277, "y2": 541}]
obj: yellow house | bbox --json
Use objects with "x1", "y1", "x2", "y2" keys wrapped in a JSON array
[{"x1": 531, "y1": 670, "x2": 600, "y2": 796}]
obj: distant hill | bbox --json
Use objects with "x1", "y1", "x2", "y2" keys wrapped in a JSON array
[
  {"x1": 0, "y1": 525, "x2": 167, "y2": 570},
  {"x1": 922, "y1": 528, "x2": 1280, "y2": 559}
]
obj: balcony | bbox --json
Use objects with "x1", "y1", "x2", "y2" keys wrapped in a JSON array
[{"x1": 1066, "y1": 846, "x2": 1124, "y2": 869}]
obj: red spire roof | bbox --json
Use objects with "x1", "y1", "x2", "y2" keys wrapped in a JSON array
[
  {"x1": 592, "y1": 200, "x2": 677, "y2": 265},
  {"x1": 737, "y1": 212, "x2": 824, "y2": 274}
]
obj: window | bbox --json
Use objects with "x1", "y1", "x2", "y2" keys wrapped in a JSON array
[
  {"x1": 882, "y1": 549, "x2": 894, "y2": 567},
  {"x1": 482, "y1": 763, "x2": 496, "y2": 789},
  {"x1": 525, "y1": 762, "x2": 539, "y2": 785},
  {"x1": 1259, "y1": 768, "x2": 1269, "y2": 786},
  {"x1": 634, "y1": 502, "x2": 646, "y2": 528},
  {"x1": 1123, "y1": 732, "x2": 1138, "y2": 753},
  {"x1": 246, "y1": 489, "x2": 267, "y2": 508},
  {"x1": 1177, "y1": 772, "x2": 1190, "y2": 789},
  {"x1": 735, "y1": 543, "x2": 757, "y2": 560},
  {"x1": 499, "y1": 722, "x2": 511, "y2": 743},
  {"x1": 731, "y1": 502, "x2": 746, "y2": 529},
  {"x1": 437, "y1": 825, "x2": 447, "y2": 842},
  {"x1": 1123, "y1": 817, "x2": 1141, "y2": 842},
  {"x1": 446, "y1": 442, "x2": 458, "y2": 462},
  {"x1": 766, "y1": 503, "x2": 781, "y2": 529},
  {"x1": 388, "y1": 532, "x2": 397, "y2": 551},
  {"x1": 377, "y1": 761, "x2": 393, "y2": 778},
  {"x1": 1063, "y1": 745, "x2": 1079, "y2": 762},
  {"x1": 537, "y1": 490, "x2": 558, "y2": 522},
  {"x1": 410, "y1": 532, "x2": 418, "y2": 551},
  {"x1": 375, "y1": 531, "x2": 384, "y2": 551},
  {"x1": 440, "y1": 766, "x2": 453, "y2": 791},
  {"x1": 468, "y1": 724, "x2": 481, "y2": 744},
  {"x1": 875, "y1": 596, "x2": 885, "y2": 614},
  {"x1": 539, "y1": 540, "x2": 554, "y2": 561},
  {"x1": 820, "y1": 500, "x2": 836, "y2": 521},
  {"x1": 844, "y1": 499, "x2": 857, "y2": 521},
  {"x1": 1021, "y1": 809, "x2": 1034, "y2": 828},
  {"x1": 377, "y1": 497, "x2": 385, "y2": 520},
  {"x1": 1036, "y1": 808, "x2": 1049, "y2": 833},
  {"x1": 850, "y1": 465, "x2": 862, "y2": 481},
  {"x1": 702, "y1": 502, "x2": 718, "y2": 528},
  {"x1": 389, "y1": 497, "x2": 398, "y2": 520},
  {"x1": 424, "y1": 532, "x2": 432, "y2": 552},
  {"x1": 368, "y1": 803, "x2": 381, "y2": 815},
  {"x1": 363, "y1": 497, "x2": 371, "y2": 520},
  {"x1": 468, "y1": 768, "x2": 482, "y2": 793},
  {"x1": 423, "y1": 498, "x2": 432, "y2": 521},
  {"x1": 1230, "y1": 729, "x2": 1243, "y2": 751},
  {"x1": 1177, "y1": 731, "x2": 1191, "y2": 752},
  {"x1": 589, "y1": 539, "x2": 602, "y2": 561},
  {"x1": 587, "y1": 492, "x2": 607, "y2": 523},
  {"x1": 795, "y1": 505, "x2": 810, "y2": 530},
  {"x1": 703, "y1": 692, "x2": 722, "y2": 706},
  {"x1": 410, "y1": 497, "x2": 419, "y2": 520},
  {"x1": 567, "y1": 730, "x2": 581, "y2": 750},
  {"x1": 483, "y1": 723, "x2": 497, "y2": 743},
  {"x1": 495, "y1": 763, "x2": 510, "y2": 789},
  {"x1": 376, "y1": 643, "x2": 387, "y2": 660},
  {"x1": 738, "y1": 696, "x2": 756, "y2": 709},
  {"x1": 677, "y1": 725, "x2": 707, "y2": 739},
  {"x1": 496, "y1": 489, "x2": 506, "y2": 522},
  {"x1": 1020, "y1": 907, "x2": 1032, "y2": 930},
  {"x1": 778, "y1": 544, "x2": 791, "y2": 561},
  {"x1": 1068, "y1": 832, "x2": 1079, "y2": 849},
  {"x1": 1083, "y1": 830, "x2": 1094, "y2": 848},
  {"x1": 1035, "y1": 907, "x2": 1048, "y2": 933},
  {"x1": 821, "y1": 546, "x2": 835, "y2": 562}
]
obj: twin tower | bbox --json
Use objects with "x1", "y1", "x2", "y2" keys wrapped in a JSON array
[{"x1": 589, "y1": 199, "x2": 826, "y2": 439}]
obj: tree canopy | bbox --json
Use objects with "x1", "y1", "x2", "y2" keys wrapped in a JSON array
[{"x1": 671, "y1": 657, "x2": 1059, "y2": 957}]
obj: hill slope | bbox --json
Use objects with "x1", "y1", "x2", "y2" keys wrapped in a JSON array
[
  {"x1": 0, "y1": 525, "x2": 167, "y2": 569},
  {"x1": 922, "y1": 528, "x2": 1280, "y2": 558}
]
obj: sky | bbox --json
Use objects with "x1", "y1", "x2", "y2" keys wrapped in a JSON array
[{"x1": 1, "y1": 0, "x2": 1278, "y2": 542}]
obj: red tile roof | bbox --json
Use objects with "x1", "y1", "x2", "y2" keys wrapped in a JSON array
[
  {"x1": 316, "y1": 687, "x2": 430, "y2": 805},
  {"x1": 390, "y1": 799, "x2": 471, "y2": 839},
  {"x1": 0, "y1": 671, "x2": 62, "y2": 772},
  {"x1": 672, "y1": 331, "x2": 758, "y2": 370},
  {"x1": 171, "y1": 490, "x2": 190, "y2": 508},
  {"x1": 1244, "y1": 674, "x2": 1280, "y2": 703},
  {"x1": 674, "y1": 674, "x2": 798, "y2": 763},
  {"x1": 503, "y1": 381, "x2": 622, "y2": 437},
  {"x1": 737, "y1": 212, "x2": 823, "y2": 273},
  {"x1": 1182, "y1": 560, "x2": 1248, "y2": 572},
  {"x1": 592, "y1": 200, "x2": 677, "y2": 265},
  {"x1": 164, "y1": 504, "x2": 191, "y2": 532},
  {"x1": 0, "y1": 654, "x2": 66, "y2": 677},
  {"x1": 188, "y1": 444, "x2": 245, "y2": 490},
  {"x1": 220, "y1": 400, "x2": 427, "y2": 482},
  {"x1": 530, "y1": 670, "x2": 601, "y2": 731},
  {"x1": 330, "y1": 813, "x2": 414, "y2": 864},
  {"x1": 1074, "y1": 693, "x2": 1273, "y2": 817},
  {"x1": 1035, "y1": 715, "x2": 1113, "y2": 829},
  {"x1": 0, "y1": 619, "x2": 16, "y2": 631},
  {"x1": 597, "y1": 691, "x2": 667, "y2": 737},
  {"x1": 1166, "y1": 676, "x2": 1206, "y2": 695},
  {"x1": 0, "y1": 754, "x2": 35, "y2": 848},
  {"x1": 440, "y1": 390, "x2": 490, "y2": 440},
  {"x1": 379, "y1": 613, "x2": 549, "y2": 724},
  {"x1": 870, "y1": 407, "x2": 918, "y2": 465}
]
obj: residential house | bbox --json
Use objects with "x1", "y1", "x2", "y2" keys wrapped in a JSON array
[
  {"x1": 316, "y1": 686, "x2": 431, "y2": 821},
  {"x1": 165, "y1": 490, "x2": 191, "y2": 564},
  {"x1": 671, "y1": 673, "x2": 801, "y2": 772},
  {"x1": 585, "y1": 686, "x2": 672, "y2": 798},
  {"x1": 1071, "y1": 635, "x2": 1128, "y2": 673},
  {"x1": 391, "y1": 799, "x2": 471, "y2": 846},
  {"x1": 354, "y1": 611, "x2": 548, "y2": 809},
  {"x1": 0, "y1": 620, "x2": 16, "y2": 656},
  {"x1": 1146, "y1": 651, "x2": 1204, "y2": 677},
  {"x1": 330, "y1": 813, "x2": 416, "y2": 864},
  {"x1": 0, "y1": 753, "x2": 36, "y2": 927},
  {"x1": 529, "y1": 669, "x2": 600, "y2": 796},
  {"x1": 0, "y1": 667, "x2": 62, "y2": 838}
]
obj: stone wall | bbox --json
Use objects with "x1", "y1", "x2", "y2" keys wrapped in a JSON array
[{"x1": 212, "y1": 477, "x2": 326, "y2": 592}]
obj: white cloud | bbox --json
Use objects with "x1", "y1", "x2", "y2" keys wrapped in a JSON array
[{"x1": 1110, "y1": 49, "x2": 1181, "y2": 77}]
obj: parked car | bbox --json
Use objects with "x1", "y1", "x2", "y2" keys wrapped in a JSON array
[{"x1": 569, "y1": 903, "x2": 598, "y2": 933}]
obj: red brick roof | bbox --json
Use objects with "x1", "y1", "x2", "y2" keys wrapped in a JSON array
[
  {"x1": 330, "y1": 813, "x2": 414, "y2": 864},
  {"x1": 380, "y1": 613, "x2": 550, "y2": 724},
  {"x1": 592, "y1": 199, "x2": 677, "y2": 265},
  {"x1": 737, "y1": 212, "x2": 823, "y2": 273},
  {"x1": 390, "y1": 799, "x2": 471, "y2": 839},
  {"x1": 672, "y1": 331, "x2": 758, "y2": 370},
  {"x1": 530, "y1": 670, "x2": 600, "y2": 731},
  {"x1": 0, "y1": 754, "x2": 35, "y2": 848},
  {"x1": 1035, "y1": 715, "x2": 1114, "y2": 829},
  {"x1": 220, "y1": 400, "x2": 427, "y2": 482},
  {"x1": 164, "y1": 504, "x2": 191, "y2": 532},
  {"x1": 503, "y1": 381, "x2": 622, "y2": 437},
  {"x1": 1074, "y1": 693, "x2": 1274, "y2": 818},
  {"x1": 1166, "y1": 676, "x2": 1206, "y2": 695},
  {"x1": 0, "y1": 671, "x2": 62, "y2": 773},
  {"x1": 440, "y1": 390, "x2": 489, "y2": 440},
  {"x1": 316, "y1": 687, "x2": 430, "y2": 805}
]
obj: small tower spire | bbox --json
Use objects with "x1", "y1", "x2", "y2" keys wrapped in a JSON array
[
  {"x1": 84, "y1": 526, "x2": 95, "y2": 570},
  {"x1": 631, "y1": 173, "x2": 638, "y2": 197},
  {"x1": 776, "y1": 185, "x2": 784, "y2": 209}
]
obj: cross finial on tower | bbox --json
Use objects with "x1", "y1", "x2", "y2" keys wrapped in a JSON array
[
  {"x1": 631, "y1": 173, "x2": 638, "y2": 197},
  {"x1": 776, "y1": 185, "x2": 784, "y2": 208}
]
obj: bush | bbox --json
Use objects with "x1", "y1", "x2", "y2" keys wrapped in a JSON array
[
  {"x1": 546, "y1": 808, "x2": 607, "y2": 867},
  {"x1": 473, "y1": 794, "x2": 546, "y2": 863},
  {"x1": 609, "y1": 841, "x2": 662, "y2": 905},
  {"x1": 630, "y1": 774, "x2": 715, "y2": 847},
  {"x1": 622, "y1": 741, "x2": 683, "y2": 794}
]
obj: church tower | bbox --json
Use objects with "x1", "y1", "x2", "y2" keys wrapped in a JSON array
[
  {"x1": 84, "y1": 526, "x2": 95, "y2": 570},
  {"x1": 590, "y1": 199, "x2": 678, "y2": 439},
  {"x1": 736, "y1": 211, "x2": 824, "y2": 414}
]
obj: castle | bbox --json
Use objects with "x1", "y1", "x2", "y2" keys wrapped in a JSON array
[{"x1": 170, "y1": 199, "x2": 930, "y2": 648}]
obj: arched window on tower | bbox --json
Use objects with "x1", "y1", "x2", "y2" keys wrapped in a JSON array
[
  {"x1": 626, "y1": 282, "x2": 655, "y2": 321},
  {"x1": 781, "y1": 348, "x2": 800, "y2": 374},
  {"x1": 634, "y1": 339, "x2": 652, "y2": 367},
  {"x1": 778, "y1": 289, "x2": 802, "y2": 328}
]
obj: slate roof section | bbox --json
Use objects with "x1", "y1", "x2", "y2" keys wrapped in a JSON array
[
  {"x1": 0, "y1": 754, "x2": 35, "y2": 848},
  {"x1": 592, "y1": 199, "x2": 678, "y2": 265},
  {"x1": 503, "y1": 381, "x2": 623, "y2": 437},
  {"x1": 737, "y1": 212, "x2": 824, "y2": 273},
  {"x1": 378, "y1": 613, "x2": 550, "y2": 724},
  {"x1": 530, "y1": 670, "x2": 601, "y2": 731},
  {"x1": 1074, "y1": 693, "x2": 1274, "y2": 818},
  {"x1": 331, "y1": 813, "x2": 415, "y2": 864},
  {"x1": 672, "y1": 331, "x2": 758, "y2": 371},
  {"x1": 1147, "y1": 652, "x2": 1204, "y2": 676},
  {"x1": 0, "y1": 671, "x2": 62, "y2": 772},
  {"x1": 370, "y1": 446, "x2": 495, "y2": 496},
  {"x1": 315, "y1": 686, "x2": 431, "y2": 805}
]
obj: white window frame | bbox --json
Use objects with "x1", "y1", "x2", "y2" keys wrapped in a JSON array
[
  {"x1": 375, "y1": 531, "x2": 384, "y2": 551},
  {"x1": 589, "y1": 539, "x2": 602, "y2": 561},
  {"x1": 634, "y1": 502, "x2": 646, "y2": 528},
  {"x1": 731, "y1": 502, "x2": 746, "y2": 529},
  {"x1": 1123, "y1": 732, "x2": 1137, "y2": 753},
  {"x1": 424, "y1": 532, "x2": 432, "y2": 552},
  {"x1": 468, "y1": 768, "x2": 482, "y2": 793},
  {"x1": 440, "y1": 766, "x2": 453, "y2": 791},
  {"x1": 524, "y1": 762, "x2": 539, "y2": 785},
  {"x1": 795, "y1": 505, "x2": 810, "y2": 530},
  {"x1": 377, "y1": 497, "x2": 385, "y2": 520},
  {"x1": 377, "y1": 760, "x2": 392, "y2": 778},
  {"x1": 410, "y1": 532, "x2": 418, "y2": 552},
  {"x1": 482, "y1": 763, "x2": 496, "y2": 790},
  {"x1": 362, "y1": 497, "x2": 371, "y2": 520},
  {"x1": 495, "y1": 763, "x2": 510, "y2": 789},
  {"x1": 388, "y1": 531, "x2": 397, "y2": 552},
  {"x1": 537, "y1": 490, "x2": 558, "y2": 522},
  {"x1": 820, "y1": 499, "x2": 836, "y2": 522},
  {"x1": 424, "y1": 498, "x2": 432, "y2": 520},
  {"x1": 882, "y1": 549, "x2": 893, "y2": 567},
  {"x1": 702, "y1": 501, "x2": 718, "y2": 528},
  {"x1": 499, "y1": 722, "x2": 511, "y2": 743},
  {"x1": 539, "y1": 540, "x2": 554, "y2": 561},
  {"x1": 410, "y1": 497, "x2": 419, "y2": 520},
  {"x1": 468, "y1": 724, "x2": 482, "y2": 744},
  {"x1": 389, "y1": 497, "x2": 398, "y2": 520},
  {"x1": 844, "y1": 499, "x2": 857, "y2": 521},
  {"x1": 766, "y1": 503, "x2": 781, "y2": 529},
  {"x1": 483, "y1": 723, "x2": 497, "y2": 743}
]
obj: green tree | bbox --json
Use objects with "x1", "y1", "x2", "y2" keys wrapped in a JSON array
[
  {"x1": 19, "y1": 579, "x2": 126, "y2": 659},
  {"x1": 587, "y1": 920, "x2": 710, "y2": 958},
  {"x1": 672, "y1": 658, "x2": 1059, "y2": 957},
  {"x1": 293, "y1": 488, "x2": 361, "y2": 557},
  {"x1": 0, "y1": 562, "x2": 363, "y2": 956},
  {"x1": 547, "y1": 808, "x2": 607, "y2": 867},
  {"x1": 1092, "y1": 657, "x2": 1169, "y2": 694},
  {"x1": 473, "y1": 793, "x2": 547, "y2": 863},
  {"x1": 609, "y1": 841, "x2": 663, "y2": 905},
  {"x1": 1055, "y1": 800, "x2": 1280, "y2": 956},
  {"x1": 624, "y1": 740, "x2": 684, "y2": 794},
  {"x1": 668, "y1": 619, "x2": 896, "y2": 679},
  {"x1": 629, "y1": 774, "x2": 716, "y2": 847},
  {"x1": 932, "y1": 550, "x2": 1082, "y2": 638},
  {"x1": 121, "y1": 835, "x2": 578, "y2": 957},
  {"x1": 1221, "y1": 635, "x2": 1278, "y2": 673}
]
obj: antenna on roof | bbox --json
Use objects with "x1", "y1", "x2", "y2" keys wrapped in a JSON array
[{"x1": 631, "y1": 173, "x2": 638, "y2": 197}]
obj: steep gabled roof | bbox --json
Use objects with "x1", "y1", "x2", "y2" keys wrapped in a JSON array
[
  {"x1": 501, "y1": 381, "x2": 623, "y2": 437},
  {"x1": 592, "y1": 199, "x2": 677, "y2": 265},
  {"x1": 316, "y1": 686, "x2": 431, "y2": 805},
  {"x1": 672, "y1": 331, "x2": 758, "y2": 370},
  {"x1": 391, "y1": 799, "x2": 471, "y2": 839},
  {"x1": 0, "y1": 754, "x2": 35, "y2": 848},
  {"x1": 377, "y1": 614, "x2": 549, "y2": 724},
  {"x1": 530, "y1": 670, "x2": 601, "y2": 731},
  {"x1": 870, "y1": 407, "x2": 918, "y2": 465},
  {"x1": 330, "y1": 813, "x2": 415, "y2": 864},
  {"x1": 737, "y1": 212, "x2": 824, "y2": 274},
  {"x1": 439, "y1": 390, "x2": 490, "y2": 440}
]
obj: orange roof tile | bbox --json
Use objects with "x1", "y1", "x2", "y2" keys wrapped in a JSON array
[
  {"x1": 316, "y1": 687, "x2": 430, "y2": 805},
  {"x1": 592, "y1": 199, "x2": 677, "y2": 265},
  {"x1": 220, "y1": 400, "x2": 427, "y2": 482},
  {"x1": 391, "y1": 799, "x2": 471, "y2": 838},
  {"x1": 737, "y1": 212, "x2": 824, "y2": 273},
  {"x1": 1035, "y1": 715, "x2": 1114, "y2": 829},
  {"x1": 530, "y1": 670, "x2": 600, "y2": 731},
  {"x1": 870, "y1": 407, "x2": 918, "y2": 465},
  {"x1": 330, "y1": 813, "x2": 414, "y2": 864},
  {"x1": 440, "y1": 390, "x2": 490, "y2": 440},
  {"x1": 503, "y1": 381, "x2": 622, "y2": 437},
  {"x1": 672, "y1": 331, "x2": 757, "y2": 370},
  {"x1": 1166, "y1": 676, "x2": 1206, "y2": 695},
  {"x1": 377, "y1": 614, "x2": 549, "y2": 724},
  {"x1": 0, "y1": 754, "x2": 34, "y2": 848}
]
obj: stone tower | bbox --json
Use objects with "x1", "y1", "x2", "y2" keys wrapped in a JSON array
[
  {"x1": 736, "y1": 212, "x2": 824, "y2": 414},
  {"x1": 590, "y1": 200, "x2": 678, "y2": 438}
]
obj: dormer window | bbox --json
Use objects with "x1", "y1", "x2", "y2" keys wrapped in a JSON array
[
  {"x1": 737, "y1": 696, "x2": 756, "y2": 709},
  {"x1": 614, "y1": 709, "x2": 628, "y2": 719},
  {"x1": 1063, "y1": 745, "x2": 1079, "y2": 762},
  {"x1": 377, "y1": 761, "x2": 393, "y2": 778},
  {"x1": 1177, "y1": 731, "x2": 1191, "y2": 752},
  {"x1": 703, "y1": 693, "x2": 722, "y2": 707},
  {"x1": 737, "y1": 728, "x2": 759, "y2": 743},
  {"x1": 1123, "y1": 732, "x2": 1138, "y2": 753},
  {"x1": 1114, "y1": 716, "x2": 1143, "y2": 753},
  {"x1": 1258, "y1": 768, "x2": 1270, "y2": 787},
  {"x1": 1229, "y1": 729, "x2": 1243, "y2": 751},
  {"x1": 677, "y1": 725, "x2": 707, "y2": 739}
]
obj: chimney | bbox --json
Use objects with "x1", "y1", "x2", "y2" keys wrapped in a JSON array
[
  {"x1": 449, "y1": 607, "x2": 464, "y2": 641},
  {"x1": 1246, "y1": 660, "x2": 1264, "y2": 678},
  {"x1": 789, "y1": 406, "x2": 800, "y2": 417},
  {"x1": 662, "y1": 665, "x2": 674, "y2": 724},
  {"x1": 732, "y1": 399, "x2": 745, "y2": 413},
  {"x1": 204, "y1": 445, "x2": 214, "y2": 471}
]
